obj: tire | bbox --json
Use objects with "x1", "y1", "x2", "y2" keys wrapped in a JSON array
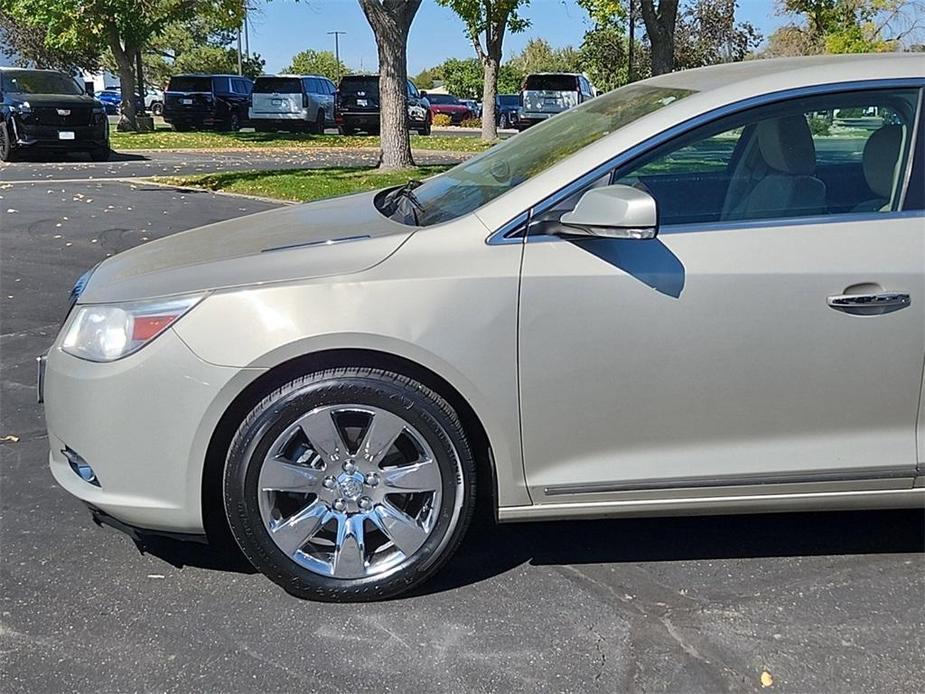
[
  {"x1": 418, "y1": 115, "x2": 432, "y2": 136},
  {"x1": 173, "y1": 124, "x2": 191, "y2": 132},
  {"x1": 90, "y1": 147, "x2": 111, "y2": 162},
  {"x1": 0, "y1": 122, "x2": 18, "y2": 162},
  {"x1": 499, "y1": 113, "x2": 509, "y2": 129},
  {"x1": 224, "y1": 367, "x2": 477, "y2": 602},
  {"x1": 338, "y1": 124, "x2": 355, "y2": 136},
  {"x1": 227, "y1": 113, "x2": 241, "y2": 132},
  {"x1": 151, "y1": 102, "x2": 163, "y2": 116},
  {"x1": 313, "y1": 110, "x2": 325, "y2": 135}
]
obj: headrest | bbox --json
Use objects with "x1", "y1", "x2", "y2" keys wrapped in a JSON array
[
  {"x1": 863, "y1": 125, "x2": 904, "y2": 200},
  {"x1": 757, "y1": 116, "x2": 817, "y2": 175}
]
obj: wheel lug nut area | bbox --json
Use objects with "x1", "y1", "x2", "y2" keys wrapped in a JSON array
[
  {"x1": 322, "y1": 476, "x2": 337, "y2": 490},
  {"x1": 342, "y1": 460, "x2": 356, "y2": 473},
  {"x1": 364, "y1": 472, "x2": 379, "y2": 487},
  {"x1": 333, "y1": 498, "x2": 347, "y2": 512},
  {"x1": 358, "y1": 496, "x2": 373, "y2": 510}
]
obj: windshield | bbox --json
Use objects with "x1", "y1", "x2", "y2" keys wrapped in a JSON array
[
  {"x1": 428, "y1": 94, "x2": 460, "y2": 105},
  {"x1": 524, "y1": 74, "x2": 579, "y2": 92},
  {"x1": 168, "y1": 76, "x2": 212, "y2": 93},
  {"x1": 254, "y1": 77, "x2": 302, "y2": 94},
  {"x1": 392, "y1": 83, "x2": 694, "y2": 226},
  {"x1": 1, "y1": 70, "x2": 83, "y2": 95},
  {"x1": 339, "y1": 76, "x2": 378, "y2": 94}
]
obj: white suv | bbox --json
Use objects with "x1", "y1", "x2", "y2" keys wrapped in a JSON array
[{"x1": 249, "y1": 74, "x2": 335, "y2": 134}]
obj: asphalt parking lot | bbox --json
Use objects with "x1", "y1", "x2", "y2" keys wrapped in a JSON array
[{"x1": 1, "y1": 154, "x2": 923, "y2": 693}]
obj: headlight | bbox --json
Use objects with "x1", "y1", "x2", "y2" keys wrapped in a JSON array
[
  {"x1": 62, "y1": 294, "x2": 203, "y2": 362},
  {"x1": 10, "y1": 101, "x2": 31, "y2": 113}
]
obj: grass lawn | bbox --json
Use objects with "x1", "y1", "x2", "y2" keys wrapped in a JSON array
[
  {"x1": 153, "y1": 165, "x2": 453, "y2": 202},
  {"x1": 111, "y1": 126, "x2": 490, "y2": 153}
]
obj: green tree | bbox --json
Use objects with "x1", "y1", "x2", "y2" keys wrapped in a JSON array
[
  {"x1": 412, "y1": 65, "x2": 444, "y2": 89},
  {"x1": 581, "y1": 0, "x2": 680, "y2": 75},
  {"x1": 768, "y1": 0, "x2": 919, "y2": 55},
  {"x1": 0, "y1": 9, "x2": 102, "y2": 71},
  {"x1": 674, "y1": 0, "x2": 761, "y2": 69},
  {"x1": 440, "y1": 57, "x2": 483, "y2": 97},
  {"x1": 2, "y1": 0, "x2": 243, "y2": 130},
  {"x1": 508, "y1": 37, "x2": 582, "y2": 74},
  {"x1": 283, "y1": 49, "x2": 347, "y2": 80},
  {"x1": 142, "y1": 15, "x2": 263, "y2": 87},
  {"x1": 437, "y1": 0, "x2": 531, "y2": 141}
]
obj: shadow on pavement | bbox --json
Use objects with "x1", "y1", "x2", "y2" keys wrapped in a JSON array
[
  {"x1": 122, "y1": 507, "x2": 925, "y2": 591},
  {"x1": 420, "y1": 508, "x2": 925, "y2": 596}
]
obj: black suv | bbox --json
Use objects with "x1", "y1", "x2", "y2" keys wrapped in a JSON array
[
  {"x1": 335, "y1": 75, "x2": 431, "y2": 136},
  {"x1": 163, "y1": 74, "x2": 253, "y2": 131},
  {"x1": 0, "y1": 67, "x2": 109, "y2": 162}
]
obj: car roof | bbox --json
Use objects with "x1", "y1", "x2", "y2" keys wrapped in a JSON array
[{"x1": 648, "y1": 53, "x2": 922, "y2": 95}]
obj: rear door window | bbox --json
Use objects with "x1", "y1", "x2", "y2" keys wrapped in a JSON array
[
  {"x1": 168, "y1": 76, "x2": 212, "y2": 93},
  {"x1": 340, "y1": 77, "x2": 378, "y2": 95},
  {"x1": 525, "y1": 74, "x2": 579, "y2": 92},
  {"x1": 254, "y1": 77, "x2": 302, "y2": 94}
]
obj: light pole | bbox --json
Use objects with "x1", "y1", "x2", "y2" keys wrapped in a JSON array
[{"x1": 327, "y1": 31, "x2": 346, "y2": 81}]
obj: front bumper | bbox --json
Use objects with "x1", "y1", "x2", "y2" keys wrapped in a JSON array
[
  {"x1": 42, "y1": 326, "x2": 259, "y2": 534},
  {"x1": 11, "y1": 116, "x2": 108, "y2": 150}
]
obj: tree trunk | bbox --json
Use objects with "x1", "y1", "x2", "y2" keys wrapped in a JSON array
[
  {"x1": 480, "y1": 54, "x2": 499, "y2": 141},
  {"x1": 639, "y1": 0, "x2": 679, "y2": 76},
  {"x1": 358, "y1": 0, "x2": 422, "y2": 170},
  {"x1": 106, "y1": 26, "x2": 138, "y2": 131}
]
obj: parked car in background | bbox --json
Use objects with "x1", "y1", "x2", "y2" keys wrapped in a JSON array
[
  {"x1": 145, "y1": 87, "x2": 164, "y2": 116},
  {"x1": 519, "y1": 73, "x2": 594, "y2": 130},
  {"x1": 335, "y1": 75, "x2": 431, "y2": 135},
  {"x1": 422, "y1": 93, "x2": 472, "y2": 124},
  {"x1": 460, "y1": 98, "x2": 480, "y2": 118},
  {"x1": 96, "y1": 88, "x2": 121, "y2": 115},
  {"x1": 250, "y1": 75, "x2": 336, "y2": 134},
  {"x1": 1, "y1": 67, "x2": 110, "y2": 162},
  {"x1": 496, "y1": 93, "x2": 521, "y2": 129},
  {"x1": 163, "y1": 74, "x2": 253, "y2": 131}
]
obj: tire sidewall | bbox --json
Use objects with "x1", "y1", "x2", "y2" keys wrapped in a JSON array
[{"x1": 224, "y1": 371, "x2": 473, "y2": 600}]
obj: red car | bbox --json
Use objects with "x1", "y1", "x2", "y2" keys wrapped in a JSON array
[{"x1": 422, "y1": 93, "x2": 472, "y2": 124}]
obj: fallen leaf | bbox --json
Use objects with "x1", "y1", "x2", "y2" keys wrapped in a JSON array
[
  {"x1": 760, "y1": 670, "x2": 774, "y2": 688},
  {"x1": 1, "y1": 435, "x2": 20, "y2": 443}
]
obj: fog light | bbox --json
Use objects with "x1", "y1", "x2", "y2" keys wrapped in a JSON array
[{"x1": 63, "y1": 447, "x2": 100, "y2": 487}]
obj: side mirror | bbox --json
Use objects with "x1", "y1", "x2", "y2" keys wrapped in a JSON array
[
  {"x1": 420, "y1": 91, "x2": 428, "y2": 97},
  {"x1": 559, "y1": 184, "x2": 658, "y2": 240}
]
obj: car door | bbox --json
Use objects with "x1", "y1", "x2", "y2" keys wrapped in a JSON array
[{"x1": 518, "y1": 84, "x2": 925, "y2": 503}]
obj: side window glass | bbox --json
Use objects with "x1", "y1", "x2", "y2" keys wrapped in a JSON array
[{"x1": 611, "y1": 88, "x2": 920, "y2": 227}]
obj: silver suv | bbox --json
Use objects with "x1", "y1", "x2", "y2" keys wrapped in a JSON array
[
  {"x1": 249, "y1": 74, "x2": 336, "y2": 134},
  {"x1": 519, "y1": 72, "x2": 595, "y2": 130}
]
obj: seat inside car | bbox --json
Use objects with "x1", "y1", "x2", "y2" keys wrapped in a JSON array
[
  {"x1": 723, "y1": 115, "x2": 827, "y2": 221},
  {"x1": 853, "y1": 124, "x2": 905, "y2": 212}
]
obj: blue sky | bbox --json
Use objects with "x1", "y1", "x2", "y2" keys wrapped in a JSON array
[{"x1": 248, "y1": 0, "x2": 782, "y2": 75}]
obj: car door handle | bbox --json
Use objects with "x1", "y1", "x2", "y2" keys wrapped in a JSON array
[{"x1": 827, "y1": 292, "x2": 910, "y2": 310}]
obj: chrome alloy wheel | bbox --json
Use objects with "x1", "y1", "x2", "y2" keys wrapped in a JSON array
[{"x1": 256, "y1": 404, "x2": 455, "y2": 579}]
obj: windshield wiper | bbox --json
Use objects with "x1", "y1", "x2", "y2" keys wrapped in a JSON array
[{"x1": 383, "y1": 179, "x2": 424, "y2": 224}]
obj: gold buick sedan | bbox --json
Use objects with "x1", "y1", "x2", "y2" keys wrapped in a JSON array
[{"x1": 41, "y1": 54, "x2": 924, "y2": 600}]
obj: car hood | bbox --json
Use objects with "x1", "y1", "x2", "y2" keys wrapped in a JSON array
[
  {"x1": 431, "y1": 104, "x2": 467, "y2": 112},
  {"x1": 79, "y1": 191, "x2": 413, "y2": 304}
]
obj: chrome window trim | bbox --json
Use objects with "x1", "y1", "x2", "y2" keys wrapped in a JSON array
[
  {"x1": 486, "y1": 78, "x2": 925, "y2": 245},
  {"x1": 657, "y1": 209, "x2": 925, "y2": 236}
]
